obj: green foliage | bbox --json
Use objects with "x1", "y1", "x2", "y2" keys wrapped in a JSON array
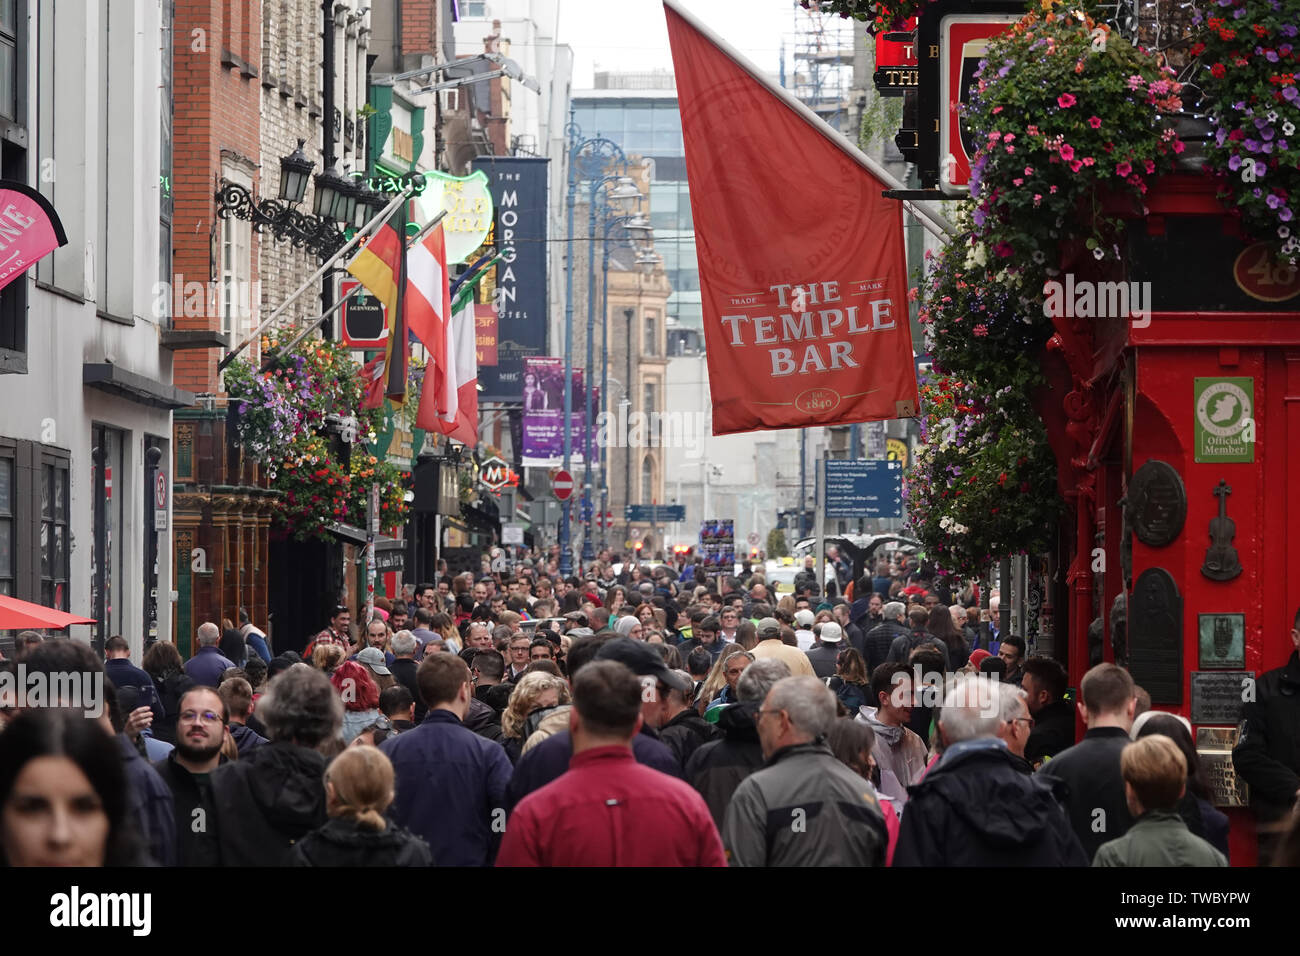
[{"x1": 766, "y1": 527, "x2": 788, "y2": 559}]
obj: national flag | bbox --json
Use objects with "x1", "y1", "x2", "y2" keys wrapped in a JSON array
[
  {"x1": 417, "y1": 257, "x2": 497, "y2": 444},
  {"x1": 358, "y1": 354, "x2": 386, "y2": 411},
  {"x1": 346, "y1": 200, "x2": 409, "y2": 403},
  {"x1": 405, "y1": 223, "x2": 453, "y2": 421},
  {"x1": 663, "y1": 0, "x2": 919, "y2": 434}
]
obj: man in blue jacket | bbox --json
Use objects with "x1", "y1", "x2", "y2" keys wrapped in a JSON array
[
  {"x1": 184, "y1": 622, "x2": 236, "y2": 687},
  {"x1": 381, "y1": 653, "x2": 512, "y2": 866}
]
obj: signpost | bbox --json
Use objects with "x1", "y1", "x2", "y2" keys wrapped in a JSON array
[
  {"x1": 624, "y1": 504, "x2": 686, "y2": 523},
  {"x1": 154, "y1": 471, "x2": 168, "y2": 531},
  {"x1": 823, "y1": 460, "x2": 904, "y2": 518}
]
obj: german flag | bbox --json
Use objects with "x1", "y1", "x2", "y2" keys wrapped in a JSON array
[{"x1": 346, "y1": 199, "x2": 408, "y2": 403}]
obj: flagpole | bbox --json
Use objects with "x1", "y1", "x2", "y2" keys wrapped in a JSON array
[
  {"x1": 217, "y1": 187, "x2": 415, "y2": 371},
  {"x1": 661, "y1": 0, "x2": 956, "y2": 242},
  {"x1": 262, "y1": 210, "x2": 450, "y2": 365}
]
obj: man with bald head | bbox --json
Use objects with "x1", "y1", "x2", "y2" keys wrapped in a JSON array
[{"x1": 184, "y1": 622, "x2": 236, "y2": 687}]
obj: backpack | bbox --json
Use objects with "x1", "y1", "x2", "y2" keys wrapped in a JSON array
[{"x1": 826, "y1": 676, "x2": 868, "y2": 713}]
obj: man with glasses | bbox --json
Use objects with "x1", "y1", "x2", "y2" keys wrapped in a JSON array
[
  {"x1": 506, "y1": 635, "x2": 532, "y2": 681},
  {"x1": 718, "y1": 607, "x2": 741, "y2": 644},
  {"x1": 996, "y1": 682, "x2": 1035, "y2": 773},
  {"x1": 723, "y1": 675, "x2": 887, "y2": 866},
  {"x1": 153, "y1": 686, "x2": 227, "y2": 866}
]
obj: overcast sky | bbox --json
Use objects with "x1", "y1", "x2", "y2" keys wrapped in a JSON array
[{"x1": 555, "y1": 0, "x2": 816, "y2": 88}]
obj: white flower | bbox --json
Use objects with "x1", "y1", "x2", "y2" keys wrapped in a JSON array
[{"x1": 965, "y1": 243, "x2": 989, "y2": 269}]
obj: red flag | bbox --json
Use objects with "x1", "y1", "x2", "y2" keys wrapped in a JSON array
[
  {"x1": 664, "y1": 1, "x2": 919, "y2": 435},
  {"x1": 406, "y1": 224, "x2": 453, "y2": 427},
  {"x1": 358, "y1": 354, "x2": 386, "y2": 411}
]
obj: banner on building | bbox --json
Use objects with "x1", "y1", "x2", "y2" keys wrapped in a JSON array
[
  {"x1": 472, "y1": 156, "x2": 550, "y2": 402},
  {"x1": 520, "y1": 356, "x2": 596, "y2": 467},
  {"x1": 664, "y1": 1, "x2": 919, "y2": 435},
  {"x1": 0, "y1": 181, "x2": 68, "y2": 293}
]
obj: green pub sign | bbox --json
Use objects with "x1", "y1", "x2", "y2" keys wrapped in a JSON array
[{"x1": 1194, "y1": 377, "x2": 1254, "y2": 463}]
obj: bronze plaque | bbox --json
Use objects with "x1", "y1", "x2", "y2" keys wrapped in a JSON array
[
  {"x1": 1197, "y1": 726, "x2": 1248, "y2": 808},
  {"x1": 1189, "y1": 670, "x2": 1253, "y2": 724},
  {"x1": 1126, "y1": 460, "x2": 1187, "y2": 547},
  {"x1": 1129, "y1": 568, "x2": 1183, "y2": 704}
]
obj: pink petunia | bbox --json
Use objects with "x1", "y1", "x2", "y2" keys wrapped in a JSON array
[
  {"x1": 1116, "y1": 160, "x2": 1133, "y2": 177},
  {"x1": 1005, "y1": 144, "x2": 1015, "y2": 153},
  {"x1": 1013, "y1": 178, "x2": 1024, "y2": 186},
  {"x1": 1059, "y1": 143, "x2": 1075, "y2": 161},
  {"x1": 1058, "y1": 93, "x2": 1077, "y2": 108},
  {"x1": 973, "y1": 324, "x2": 989, "y2": 337},
  {"x1": 1088, "y1": 116, "x2": 1102, "y2": 129}
]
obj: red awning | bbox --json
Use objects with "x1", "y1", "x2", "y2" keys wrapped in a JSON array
[{"x1": 0, "y1": 594, "x2": 96, "y2": 630}]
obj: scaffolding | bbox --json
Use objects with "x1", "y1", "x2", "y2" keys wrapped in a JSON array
[{"x1": 788, "y1": 1, "x2": 856, "y2": 135}]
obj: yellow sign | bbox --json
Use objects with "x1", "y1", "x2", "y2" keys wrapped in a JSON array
[{"x1": 886, "y1": 438, "x2": 908, "y2": 469}]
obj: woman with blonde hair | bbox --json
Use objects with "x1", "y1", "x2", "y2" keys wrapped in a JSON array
[
  {"x1": 697, "y1": 646, "x2": 753, "y2": 716},
  {"x1": 777, "y1": 594, "x2": 797, "y2": 617},
  {"x1": 734, "y1": 619, "x2": 759, "y2": 651},
  {"x1": 429, "y1": 611, "x2": 461, "y2": 655},
  {"x1": 312, "y1": 642, "x2": 346, "y2": 675},
  {"x1": 287, "y1": 746, "x2": 431, "y2": 866},
  {"x1": 501, "y1": 672, "x2": 571, "y2": 765}
]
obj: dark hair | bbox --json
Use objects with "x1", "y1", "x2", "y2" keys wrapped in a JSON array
[
  {"x1": 1081, "y1": 662, "x2": 1135, "y2": 716},
  {"x1": 416, "y1": 654, "x2": 471, "y2": 708},
  {"x1": 686, "y1": 647, "x2": 712, "y2": 679},
  {"x1": 220, "y1": 628, "x2": 247, "y2": 666},
  {"x1": 0, "y1": 708, "x2": 141, "y2": 865},
  {"x1": 528, "y1": 638, "x2": 554, "y2": 657},
  {"x1": 565, "y1": 634, "x2": 614, "y2": 678},
  {"x1": 456, "y1": 594, "x2": 475, "y2": 614},
  {"x1": 572, "y1": 660, "x2": 643, "y2": 738},
  {"x1": 870, "y1": 662, "x2": 911, "y2": 710},
  {"x1": 980, "y1": 656, "x2": 1007, "y2": 678},
  {"x1": 907, "y1": 605, "x2": 929, "y2": 628},
  {"x1": 27, "y1": 638, "x2": 103, "y2": 678},
  {"x1": 1000, "y1": 634, "x2": 1027, "y2": 660},
  {"x1": 103, "y1": 635, "x2": 130, "y2": 655},
  {"x1": 471, "y1": 650, "x2": 505, "y2": 681},
  {"x1": 1021, "y1": 655, "x2": 1067, "y2": 700},
  {"x1": 142, "y1": 640, "x2": 184, "y2": 679},
  {"x1": 825, "y1": 716, "x2": 877, "y2": 780},
  {"x1": 836, "y1": 647, "x2": 869, "y2": 684},
  {"x1": 1136, "y1": 714, "x2": 1212, "y2": 801},
  {"x1": 524, "y1": 660, "x2": 562, "y2": 678},
  {"x1": 699, "y1": 616, "x2": 720, "y2": 634},
  {"x1": 379, "y1": 684, "x2": 414, "y2": 719},
  {"x1": 244, "y1": 654, "x2": 268, "y2": 690},
  {"x1": 654, "y1": 644, "x2": 684, "y2": 670},
  {"x1": 909, "y1": 645, "x2": 947, "y2": 676},
  {"x1": 926, "y1": 606, "x2": 966, "y2": 658}
]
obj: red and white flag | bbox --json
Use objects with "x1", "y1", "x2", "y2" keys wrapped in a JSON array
[
  {"x1": 423, "y1": 293, "x2": 479, "y2": 446},
  {"x1": 664, "y1": 0, "x2": 919, "y2": 434},
  {"x1": 404, "y1": 224, "x2": 454, "y2": 425}
]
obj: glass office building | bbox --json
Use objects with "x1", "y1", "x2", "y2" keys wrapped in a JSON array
[{"x1": 572, "y1": 85, "x2": 702, "y2": 353}]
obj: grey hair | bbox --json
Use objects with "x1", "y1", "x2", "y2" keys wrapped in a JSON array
[
  {"x1": 997, "y1": 681, "x2": 1029, "y2": 724},
  {"x1": 257, "y1": 664, "x2": 343, "y2": 750},
  {"x1": 765, "y1": 675, "x2": 836, "y2": 740},
  {"x1": 939, "y1": 675, "x2": 1004, "y2": 744},
  {"x1": 197, "y1": 622, "x2": 221, "y2": 646},
  {"x1": 737, "y1": 657, "x2": 790, "y2": 703},
  {"x1": 881, "y1": 601, "x2": 905, "y2": 623},
  {"x1": 390, "y1": 630, "x2": 417, "y2": 657}
]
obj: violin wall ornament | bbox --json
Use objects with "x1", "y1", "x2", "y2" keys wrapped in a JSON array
[{"x1": 1201, "y1": 480, "x2": 1243, "y2": 582}]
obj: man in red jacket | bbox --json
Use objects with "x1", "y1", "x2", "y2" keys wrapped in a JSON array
[{"x1": 497, "y1": 660, "x2": 726, "y2": 867}]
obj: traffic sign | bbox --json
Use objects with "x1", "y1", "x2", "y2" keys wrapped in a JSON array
[
  {"x1": 625, "y1": 504, "x2": 686, "y2": 522},
  {"x1": 553, "y1": 469, "x2": 574, "y2": 500},
  {"x1": 154, "y1": 471, "x2": 168, "y2": 531},
  {"x1": 823, "y1": 459, "x2": 904, "y2": 519},
  {"x1": 747, "y1": 530, "x2": 760, "y2": 546},
  {"x1": 480, "y1": 456, "x2": 510, "y2": 491}
]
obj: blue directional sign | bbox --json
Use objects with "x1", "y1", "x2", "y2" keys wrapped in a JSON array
[
  {"x1": 624, "y1": 504, "x2": 687, "y2": 523},
  {"x1": 823, "y1": 459, "x2": 903, "y2": 519}
]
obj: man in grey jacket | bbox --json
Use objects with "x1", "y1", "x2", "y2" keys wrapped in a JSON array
[{"x1": 722, "y1": 675, "x2": 887, "y2": 866}]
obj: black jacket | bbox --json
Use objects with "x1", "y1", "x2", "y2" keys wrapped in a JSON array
[
  {"x1": 685, "y1": 702, "x2": 765, "y2": 830},
  {"x1": 390, "y1": 657, "x2": 427, "y2": 723},
  {"x1": 286, "y1": 816, "x2": 433, "y2": 867},
  {"x1": 209, "y1": 741, "x2": 327, "y2": 866},
  {"x1": 864, "y1": 619, "x2": 910, "y2": 672},
  {"x1": 1233, "y1": 651, "x2": 1300, "y2": 831},
  {"x1": 152, "y1": 751, "x2": 223, "y2": 867},
  {"x1": 658, "y1": 707, "x2": 721, "y2": 768},
  {"x1": 464, "y1": 696, "x2": 505, "y2": 744},
  {"x1": 895, "y1": 744, "x2": 1088, "y2": 866},
  {"x1": 1037, "y1": 727, "x2": 1134, "y2": 861},
  {"x1": 149, "y1": 670, "x2": 196, "y2": 745},
  {"x1": 806, "y1": 643, "x2": 842, "y2": 680},
  {"x1": 1025, "y1": 699, "x2": 1076, "y2": 767}
]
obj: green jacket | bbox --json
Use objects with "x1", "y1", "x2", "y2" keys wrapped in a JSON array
[{"x1": 1092, "y1": 810, "x2": 1228, "y2": 867}]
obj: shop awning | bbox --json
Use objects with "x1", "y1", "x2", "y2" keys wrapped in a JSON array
[{"x1": 84, "y1": 362, "x2": 196, "y2": 410}]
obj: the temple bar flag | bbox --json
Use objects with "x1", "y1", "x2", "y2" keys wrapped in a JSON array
[{"x1": 664, "y1": 0, "x2": 919, "y2": 435}]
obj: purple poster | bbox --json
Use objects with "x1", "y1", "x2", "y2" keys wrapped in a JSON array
[{"x1": 521, "y1": 357, "x2": 596, "y2": 466}]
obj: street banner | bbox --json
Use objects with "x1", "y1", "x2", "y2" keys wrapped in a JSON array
[
  {"x1": 472, "y1": 156, "x2": 550, "y2": 402},
  {"x1": 664, "y1": 0, "x2": 919, "y2": 435},
  {"x1": 520, "y1": 357, "x2": 595, "y2": 467},
  {"x1": 0, "y1": 181, "x2": 68, "y2": 293}
]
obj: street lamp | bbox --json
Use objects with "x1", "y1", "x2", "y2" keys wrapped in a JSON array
[
  {"x1": 313, "y1": 164, "x2": 349, "y2": 221},
  {"x1": 279, "y1": 139, "x2": 314, "y2": 203},
  {"x1": 561, "y1": 110, "x2": 631, "y2": 576}
]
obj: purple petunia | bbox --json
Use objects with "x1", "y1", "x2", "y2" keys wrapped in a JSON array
[
  {"x1": 1282, "y1": 208, "x2": 1295, "y2": 222},
  {"x1": 1266, "y1": 50, "x2": 1280, "y2": 62},
  {"x1": 1268, "y1": 194, "x2": 1284, "y2": 209}
]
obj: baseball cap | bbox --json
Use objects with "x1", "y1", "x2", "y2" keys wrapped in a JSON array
[
  {"x1": 819, "y1": 622, "x2": 843, "y2": 643},
  {"x1": 595, "y1": 636, "x2": 694, "y2": 693},
  {"x1": 356, "y1": 646, "x2": 392, "y2": 676},
  {"x1": 794, "y1": 609, "x2": 815, "y2": 628},
  {"x1": 756, "y1": 617, "x2": 782, "y2": 639}
]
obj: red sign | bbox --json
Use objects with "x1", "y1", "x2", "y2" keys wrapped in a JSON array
[
  {"x1": 875, "y1": 18, "x2": 917, "y2": 67},
  {"x1": 552, "y1": 469, "x2": 574, "y2": 501},
  {"x1": 0, "y1": 181, "x2": 68, "y2": 293},
  {"x1": 475, "y1": 303, "x2": 499, "y2": 365},
  {"x1": 339, "y1": 279, "x2": 388, "y2": 349},
  {"x1": 665, "y1": 3, "x2": 919, "y2": 434},
  {"x1": 1233, "y1": 242, "x2": 1300, "y2": 303},
  {"x1": 154, "y1": 472, "x2": 168, "y2": 510},
  {"x1": 939, "y1": 15, "x2": 1020, "y2": 196}
]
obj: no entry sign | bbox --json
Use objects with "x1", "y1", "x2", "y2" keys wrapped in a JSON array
[{"x1": 553, "y1": 469, "x2": 574, "y2": 501}]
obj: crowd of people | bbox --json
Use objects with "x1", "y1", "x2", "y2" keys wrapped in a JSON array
[{"x1": 1, "y1": 545, "x2": 1299, "y2": 868}]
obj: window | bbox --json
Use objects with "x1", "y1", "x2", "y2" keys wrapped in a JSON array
[
  {"x1": 462, "y1": 0, "x2": 489, "y2": 15},
  {"x1": 91, "y1": 424, "x2": 126, "y2": 646},
  {"x1": 0, "y1": 439, "x2": 68, "y2": 608},
  {"x1": 160, "y1": 0, "x2": 173, "y2": 290},
  {"x1": 641, "y1": 455, "x2": 654, "y2": 503},
  {"x1": 643, "y1": 311, "x2": 657, "y2": 356},
  {"x1": 0, "y1": 0, "x2": 15, "y2": 121},
  {"x1": 643, "y1": 381, "x2": 657, "y2": 416},
  {"x1": 0, "y1": 456, "x2": 11, "y2": 595},
  {"x1": 219, "y1": 165, "x2": 255, "y2": 344}
]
